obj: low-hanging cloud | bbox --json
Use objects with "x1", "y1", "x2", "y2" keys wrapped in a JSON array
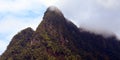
[{"x1": 55, "y1": 0, "x2": 120, "y2": 38}]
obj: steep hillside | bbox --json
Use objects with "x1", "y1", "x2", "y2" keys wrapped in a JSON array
[{"x1": 0, "y1": 6, "x2": 120, "y2": 60}]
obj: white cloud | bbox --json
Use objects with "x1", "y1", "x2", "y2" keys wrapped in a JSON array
[
  {"x1": 39, "y1": 0, "x2": 59, "y2": 7},
  {"x1": 96, "y1": 0, "x2": 120, "y2": 9},
  {"x1": 0, "y1": 0, "x2": 58, "y2": 12},
  {"x1": 54, "y1": 0, "x2": 120, "y2": 39},
  {"x1": 0, "y1": 0, "x2": 30, "y2": 12},
  {"x1": 0, "y1": 14, "x2": 42, "y2": 34}
]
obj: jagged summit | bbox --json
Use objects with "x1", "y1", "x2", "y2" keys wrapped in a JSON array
[
  {"x1": 43, "y1": 6, "x2": 64, "y2": 20},
  {"x1": 36, "y1": 6, "x2": 67, "y2": 33},
  {"x1": 47, "y1": 6, "x2": 62, "y2": 13},
  {"x1": 47, "y1": 6, "x2": 63, "y2": 16}
]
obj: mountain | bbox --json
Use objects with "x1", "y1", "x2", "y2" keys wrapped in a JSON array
[{"x1": 0, "y1": 6, "x2": 120, "y2": 60}]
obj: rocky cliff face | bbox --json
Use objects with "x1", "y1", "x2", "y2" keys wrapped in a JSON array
[{"x1": 0, "y1": 6, "x2": 120, "y2": 60}]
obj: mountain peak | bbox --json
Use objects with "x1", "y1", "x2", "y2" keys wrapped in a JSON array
[
  {"x1": 47, "y1": 6, "x2": 61, "y2": 13},
  {"x1": 43, "y1": 6, "x2": 64, "y2": 20},
  {"x1": 36, "y1": 6, "x2": 67, "y2": 32},
  {"x1": 47, "y1": 6, "x2": 63, "y2": 15},
  {"x1": 1, "y1": 6, "x2": 120, "y2": 60}
]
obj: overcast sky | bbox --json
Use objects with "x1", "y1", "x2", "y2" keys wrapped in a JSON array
[{"x1": 0, "y1": 0, "x2": 120, "y2": 55}]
